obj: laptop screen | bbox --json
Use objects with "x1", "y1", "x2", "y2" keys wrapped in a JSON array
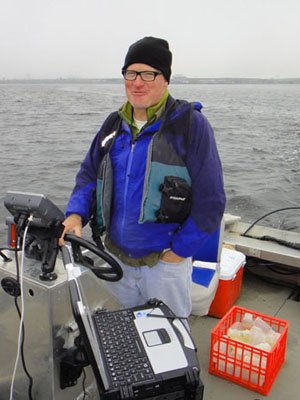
[{"x1": 67, "y1": 266, "x2": 110, "y2": 391}]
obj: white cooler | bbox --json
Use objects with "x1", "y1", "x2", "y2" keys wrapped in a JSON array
[{"x1": 191, "y1": 248, "x2": 246, "y2": 317}]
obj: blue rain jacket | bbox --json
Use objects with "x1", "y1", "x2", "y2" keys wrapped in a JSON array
[{"x1": 66, "y1": 97, "x2": 226, "y2": 258}]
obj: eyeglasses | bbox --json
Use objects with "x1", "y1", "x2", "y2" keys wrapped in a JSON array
[{"x1": 122, "y1": 70, "x2": 163, "y2": 82}]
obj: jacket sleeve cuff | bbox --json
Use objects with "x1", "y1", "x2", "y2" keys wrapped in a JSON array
[{"x1": 171, "y1": 217, "x2": 219, "y2": 258}]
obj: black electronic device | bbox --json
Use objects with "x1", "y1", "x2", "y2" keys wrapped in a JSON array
[
  {"x1": 4, "y1": 191, "x2": 64, "y2": 226},
  {"x1": 3, "y1": 191, "x2": 123, "y2": 283},
  {"x1": 4, "y1": 191, "x2": 65, "y2": 280},
  {"x1": 61, "y1": 245, "x2": 204, "y2": 400}
]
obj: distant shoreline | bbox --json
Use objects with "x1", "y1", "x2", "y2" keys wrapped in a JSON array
[{"x1": 1, "y1": 77, "x2": 300, "y2": 85}]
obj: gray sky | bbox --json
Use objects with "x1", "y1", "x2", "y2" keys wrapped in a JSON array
[{"x1": 1, "y1": 0, "x2": 299, "y2": 79}]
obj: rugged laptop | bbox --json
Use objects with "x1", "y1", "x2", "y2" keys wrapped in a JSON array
[{"x1": 65, "y1": 250, "x2": 204, "y2": 400}]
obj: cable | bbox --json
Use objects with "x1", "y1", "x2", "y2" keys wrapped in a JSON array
[
  {"x1": 246, "y1": 261, "x2": 300, "y2": 276},
  {"x1": 241, "y1": 207, "x2": 300, "y2": 250},
  {"x1": 14, "y1": 215, "x2": 33, "y2": 392},
  {"x1": 246, "y1": 257, "x2": 300, "y2": 274},
  {"x1": 147, "y1": 307, "x2": 187, "y2": 320},
  {"x1": 245, "y1": 265, "x2": 293, "y2": 289},
  {"x1": 9, "y1": 215, "x2": 34, "y2": 400},
  {"x1": 82, "y1": 368, "x2": 87, "y2": 400},
  {"x1": 13, "y1": 297, "x2": 34, "y2": 399},
  {"x1": 243, "y1": 234, "x2": 300, "y2": 250},
  {"x1": 267, "y1": 264, "x2": 300, "y2": 276},
  {"x1": 245, "y1": 261, "x2": 300, "y2": 291},
  {"x1": 242, "y1": 207, "x2": 300, "y2": 236}
]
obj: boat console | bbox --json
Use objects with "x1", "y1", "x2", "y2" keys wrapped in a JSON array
[{"x1": 0, "y1": 192, "x2": 123, "y2": 399}]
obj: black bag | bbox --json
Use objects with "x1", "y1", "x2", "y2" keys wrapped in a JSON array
[{"x1": 156, "y1": 176, "x2": 192, "y2": 224}]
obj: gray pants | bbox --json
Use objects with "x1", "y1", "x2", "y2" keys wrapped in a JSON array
[{"x1": 104, "y1": 257, "x2": 193, "y2": 319}]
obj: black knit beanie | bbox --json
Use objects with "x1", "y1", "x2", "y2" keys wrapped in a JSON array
[{"x1": 122, "y1": 37, "x2": 172, "y2": 83}]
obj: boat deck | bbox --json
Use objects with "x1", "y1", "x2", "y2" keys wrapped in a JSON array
[
  {"x1": 223, "y1": 217, "x2": 300, "y2": 269},
  {"x1": 189, "y1": 270, "x2": 299, "y2": 400}
]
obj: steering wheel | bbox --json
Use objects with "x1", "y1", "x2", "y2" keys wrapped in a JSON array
[{"x1": 63, "y1": 234, "x2": 123, "y2": 282}]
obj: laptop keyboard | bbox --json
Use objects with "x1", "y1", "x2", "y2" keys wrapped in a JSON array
[{"x1": 93, "y1": 309, "x2": 154, "y2": 388}]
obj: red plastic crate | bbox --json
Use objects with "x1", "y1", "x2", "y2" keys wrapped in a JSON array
[{"x1": 209, "y1": 306, "x2": 289, "y2": 395}]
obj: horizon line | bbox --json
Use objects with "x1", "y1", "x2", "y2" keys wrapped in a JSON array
[{"x1": 1, "y1": 76, "x2": 300, "y2": 82}]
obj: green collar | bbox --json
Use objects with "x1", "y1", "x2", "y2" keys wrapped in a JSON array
[{"x1": 119, "y1": 90, "x2": 169, "y2": 139}]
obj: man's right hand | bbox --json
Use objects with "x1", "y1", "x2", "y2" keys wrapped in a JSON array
[{"x1": 59, "y1": 213, "x2": 83, "y2": 246}]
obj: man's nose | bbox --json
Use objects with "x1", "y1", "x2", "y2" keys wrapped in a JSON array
[{"x1": 133, "y1": 75, "x2": 145, "y2": 85}]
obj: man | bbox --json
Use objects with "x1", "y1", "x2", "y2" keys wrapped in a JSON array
[{"x1": 60, "y1": 37, "x2": 226, "y2": 319}]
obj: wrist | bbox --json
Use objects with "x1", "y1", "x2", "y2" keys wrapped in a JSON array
[
  {"x1": 162, "y1": 248, "x2": 171, "y2": 255},
  {"x1": 160, "y1": 249, "x2": 185, "y2": 263}
]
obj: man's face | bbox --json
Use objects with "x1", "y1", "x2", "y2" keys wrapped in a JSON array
[{"x1": 124, "y1": 63, "x2": 168, "y2": 113}]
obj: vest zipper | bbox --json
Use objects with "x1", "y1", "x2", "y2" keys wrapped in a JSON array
[
  {"x1": 119, "y1": 141, "x2": 136, "y2": 247},
  {"x1": 100, "y1": 156, "x2": 108, "y2": 228}
]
